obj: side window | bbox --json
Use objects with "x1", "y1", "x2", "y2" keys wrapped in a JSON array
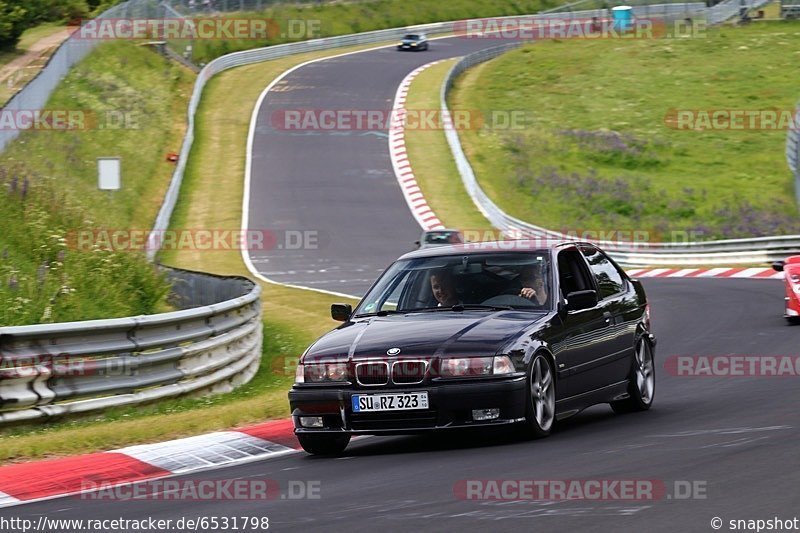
[
  {"x1": 581, "y1": 245, "x2": 625, "y2": 300},
  {"x1": 557, "y1": 248, "x2": 593, "y2": 298}
]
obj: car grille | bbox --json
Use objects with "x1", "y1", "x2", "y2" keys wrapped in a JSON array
[
  {"x1": 350, "y1": 411, "x2": 438, "y2": 431},
  {"x1": 355, "y1": 362, "x2": 389, "y2": 386},
  {"x1": 392, "y1": 360, "x2": 427, "y2": 384}
]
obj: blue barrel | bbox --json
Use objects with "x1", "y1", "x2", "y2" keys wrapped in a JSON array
[{"x1": 611, "y1": 5, "x2": 634, "y2": 32}]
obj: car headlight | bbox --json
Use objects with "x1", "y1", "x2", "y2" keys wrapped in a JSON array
[
  {"x1": 301, "y1": 363, "x2": 348, "y2": 383},
  {"x1": 439, "y1": 356, "x2": 514, "y2": 377},
  {"x1": 493, "y1": 355, "x2": 515, "y2": 374},
  {"x1": 791, "y1": 274, "x2": 800, "y2": 295},
  {"x1": 410, "y1": 42, "x2": 417, "y2": 46}
]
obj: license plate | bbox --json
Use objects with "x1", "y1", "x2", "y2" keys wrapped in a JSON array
[{"x1": 351, "y1": 392, "x2": 429, "y2": 413}]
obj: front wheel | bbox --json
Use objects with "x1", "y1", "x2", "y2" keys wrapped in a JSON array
[
  {"x1": 297, "y1": 433, "x2": 351, "y2": 455},
  {"x1": 611, "y1": 337, "x2": 655, "y2": 413},
  {"x1": 523, "y1": 353, "x2": 555, "y2": 437}
]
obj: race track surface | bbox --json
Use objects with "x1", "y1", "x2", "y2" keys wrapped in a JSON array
[
  {"x1": 247, "y1": 36, "x2": 518, "y2": 296},
  {"x1": 5, "y1": 279, "x2": 799, "y2": 532}
]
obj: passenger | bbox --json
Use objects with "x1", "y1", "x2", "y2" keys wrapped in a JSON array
[
  {"x1": 430, "y1": 269, "x2": 460, "y2": 307},
  {"x1": 518, "y1": 266, "x2": 548, "y2": 305}
]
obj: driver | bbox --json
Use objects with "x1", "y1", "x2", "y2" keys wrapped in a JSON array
[
  {"x1": 430, "y1": 269, "x2": 460, "y2": 307},
  {"x1": 518, "y1": 266, "x2": 548, "y2": 305}
]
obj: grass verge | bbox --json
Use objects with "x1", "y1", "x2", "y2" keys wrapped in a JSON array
[
  {"x1": 0, "y1": 41, "x2": 193, "y2": 325},
  {"x1": 402, "y1": 58, "x2": 494, "y2": 235},
  {"x1": 449, "y1": 22, "x2": 800, "y2": 241}
]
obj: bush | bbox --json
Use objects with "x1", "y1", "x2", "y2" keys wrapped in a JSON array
[{"x1": 0, "y1": 1, "x2": 28, "y2": 49}]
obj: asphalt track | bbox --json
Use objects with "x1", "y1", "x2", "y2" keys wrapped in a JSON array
[
  {"x1": 5, "y1": 278, "x2": 799, "y2": 532},
  {"x1": 247, "y1": 36, "x2": 522, "y2": 297},
  {"x1": 4, "y1": 36, "x2": 800, "y2": 532}
]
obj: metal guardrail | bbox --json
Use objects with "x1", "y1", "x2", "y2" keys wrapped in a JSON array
[
  {"x1": 707, "y1": 0, "x2": 772, "y2": 24},
  {"x1": 441, "y1": 43, "x2": 800, "y2": 266},
  {"x1": 0, "y1": 267, "x2": 262, "y2": 424},
  {"x1": 787, "y1": 102, "x2": 800, "y2": 211}
]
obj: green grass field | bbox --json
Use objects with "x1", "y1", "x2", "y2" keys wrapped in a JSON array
[{"x1": 450, "y1": 22, "x2": 800, "y2": 242}]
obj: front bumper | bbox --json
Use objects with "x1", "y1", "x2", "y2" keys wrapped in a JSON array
[{"x1": 289, "y1": 376, "x2": 527, "y2": 435}]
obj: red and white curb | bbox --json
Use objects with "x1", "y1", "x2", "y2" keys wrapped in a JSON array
[
  {"x1": 0, "y1": 418, "x2": 299, "y2": 508},
  {"x1": 626, "y1": 267, "x2": 782, "y2": 279},
  {"x1": 389, "y1": 60, "x2": 446, "y2": 232}
]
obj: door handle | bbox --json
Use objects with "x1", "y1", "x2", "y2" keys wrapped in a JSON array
[{"x1": 603, "y1": 311, "x2": 613, "y2": 324}]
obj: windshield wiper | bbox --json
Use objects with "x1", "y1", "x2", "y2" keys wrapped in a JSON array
[
  {"x1": 359, "y1": 305, "x2": 515, "y2": 316},
  {"x1": 452, "y1": 304, "x2": 513, "y2": 311},
  {"x1": 354, "y1": 309, "x2": 404, "y2": 318},
  {"x1": 412, "y1": 304, "x2": 513, "y2": 312},
  {"x1": 376, "y1": 309, "x2": 404, "y2": 316}
]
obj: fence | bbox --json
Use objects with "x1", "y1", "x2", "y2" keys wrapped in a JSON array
[{"x1": 0, "y1": 267, "x2": 262, "y2": 424}]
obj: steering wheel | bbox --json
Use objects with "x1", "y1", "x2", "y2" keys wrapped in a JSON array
[{"x1": 481, "y1": 294, "x2": 538, "y2": 307}]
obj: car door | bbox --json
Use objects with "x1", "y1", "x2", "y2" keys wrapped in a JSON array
[
  {"x1": 579, "y1": 244, "x2": 637, "y2": 387},
  {"x1": 549, "y1": 246, "x2": 613, "y2": 398}
]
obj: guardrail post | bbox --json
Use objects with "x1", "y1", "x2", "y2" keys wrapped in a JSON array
[{"x1": 788, "y1": 103, "x2": 800, "y2": 211}]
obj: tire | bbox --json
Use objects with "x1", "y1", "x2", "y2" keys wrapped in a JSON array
[
  {"x1": 522, "y1": 353, "x2": 556, "y2": 437},
  {"x1": 297, "y1": 433, "x2": 351, "y2": 456},
  {"x1": 785, "y1": 316, "x2": 800, "y2": 325},
  {"x1": 611, "y1": 337, "x2": 655, "y2": 414}
]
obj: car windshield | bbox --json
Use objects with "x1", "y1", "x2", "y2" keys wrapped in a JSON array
[
  {"x1": 424, "y1": 231, "x2": 462, "y2": 245},
  {"x1": 354, "y1": 251, "x2": 552, "y2": 315},
  {"x1": 403, "y1": 34, "x2": 421, "y2": 40}
]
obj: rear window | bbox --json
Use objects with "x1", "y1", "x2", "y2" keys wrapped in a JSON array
[{"x1": 424, "y1": 231, "x2": 462, "y2": 244}]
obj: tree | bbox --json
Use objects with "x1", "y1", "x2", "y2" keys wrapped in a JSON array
[{"x1": 0, "y1": 1, "x2": 28, "y2": 49}]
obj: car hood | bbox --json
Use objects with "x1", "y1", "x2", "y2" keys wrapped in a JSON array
[{"x1": 303, "y1": 311, "x2": 547, "y2": 362}]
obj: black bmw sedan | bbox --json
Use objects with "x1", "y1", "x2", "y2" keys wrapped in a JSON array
[
  {"x1": 396, "y1": 33, "x2": 429, "y2": 51},
  {"x1": 289, "y1": 241, "x2": 655, "y2": 455}
]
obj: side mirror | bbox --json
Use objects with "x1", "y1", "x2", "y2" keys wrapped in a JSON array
[
  {"x1": 565, "y1": 290, "x2": 598, "y2": 312},
  {"x1": 331, "y1": 303, "x2": 352, "y2": 322},
  {"x1": 772, "y1": 261, "x2": 785, "y2": 272}
]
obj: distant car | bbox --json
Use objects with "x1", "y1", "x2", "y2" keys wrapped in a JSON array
[
  {"x1": 397, "y1": 33, "x2": 429, "y2": 51},
  {"x1": 288, "y1": 240, "x2": 655, "y2": 455},
  {"x1": 415, "y1": 229, "x2": 463, "y2": 249},
  {"x1": 772, "y1": 257, "x2": 800, "y2": 323}
]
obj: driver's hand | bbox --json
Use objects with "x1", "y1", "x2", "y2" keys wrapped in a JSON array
[{"x1": 520, "y1": 288, "x2": 536, "y2": 300}]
